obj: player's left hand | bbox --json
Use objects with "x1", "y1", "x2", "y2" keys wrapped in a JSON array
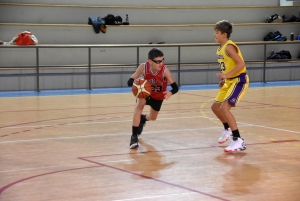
[{"x1": 163, "y1": 91, "x2": 172, "y2": 100}]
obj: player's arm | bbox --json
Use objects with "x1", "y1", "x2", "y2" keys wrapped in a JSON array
[
  {"x1": 127, "y1": 63, "x2": 145, "y2": 87},
  {"x1": 163, "y1": 68, "x2": 179, "y2": 100},
  {"x1": 217, "y1": 44, "x2": 245, "y2": 79}
]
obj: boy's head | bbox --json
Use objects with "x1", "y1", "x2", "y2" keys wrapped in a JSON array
[
  {"x1": 148, "y1": 48, "x2": 164, "y2": 60},
  {"x1": 214, "y1": 20, "x2": 232, "y2": 38}
]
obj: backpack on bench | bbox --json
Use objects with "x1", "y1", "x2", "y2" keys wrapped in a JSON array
[{"x1": 267, "y1": 50, "x2": 292, "y2": 60}]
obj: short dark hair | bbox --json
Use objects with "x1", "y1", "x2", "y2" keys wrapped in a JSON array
[
  {"x1": 214, "y1": 20, "x2": 232, "y2": 38},
  {"x1": 148, "y1": 48, "x2": 164, "y2": 60}
]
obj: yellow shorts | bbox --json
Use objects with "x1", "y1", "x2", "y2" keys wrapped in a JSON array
[{"x1": 215, "y1": 73, "x2": 249, "y2": 106}]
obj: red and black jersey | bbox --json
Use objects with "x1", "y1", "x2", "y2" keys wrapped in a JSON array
[{"x1": 143, "y1": 61, "x2": 168, "y2": 100}]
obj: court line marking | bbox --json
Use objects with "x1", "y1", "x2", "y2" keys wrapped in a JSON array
[
  {"x1": 0, "y1": 164, "x2": 91, "y2": 173},
  {"x1": 112, "y1": 192, "x2": 195, "y2": 201},
  {"x1": 1, "y1": 120, "x2": 133, "y2": 129},
  {"x1": 1, "y1": 139, "x2": 298, "y2": 173},
  {"x1": 2, "y1": 115, "x2": 300, "y2": 135},
  {"x1": 1, "y1": 81, "x2": 299, "y2": 99},
  {"x1": 80, "y1": 158, "x2": 230, "y2": 201},
  {"x1": 0, "y1": 115, "x2": 299, "y2": 144},
  {"x1": 0, "y1": 126, "x2": 222, "y2": 144},
  {"x1": 1, "y1": 116, "x2": 300, "y2": 131},
  {"x1": 1, "y1": 139, "x2": 298, "y2": 199},
  {"x1": 0, "y1": 166, "x2": 102, "y2": 195}
]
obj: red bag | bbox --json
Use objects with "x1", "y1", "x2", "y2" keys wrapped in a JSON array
[{"x1": 10, "y1": 31, "x2": 38, "y2": 45}]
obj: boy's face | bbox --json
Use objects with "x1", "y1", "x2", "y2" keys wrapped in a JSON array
[
  {"x1": 214, "y1": 29, "x2": 227, "y2": 44},
  {"x1": 149, "y1": 56, "x2": 164, "y2": 71}
]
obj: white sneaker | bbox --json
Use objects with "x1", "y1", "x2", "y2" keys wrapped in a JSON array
[
  {"x1": 224, "y1": 137, "x2": 246, "y2": 152},
  {"x1": 218, "y1": 128, "x2": 232, "y2": 144}
]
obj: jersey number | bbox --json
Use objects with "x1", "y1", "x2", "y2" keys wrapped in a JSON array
[
  {"x1": 219, "y1": 62, "x2": 226, "y2": 71},
  {"x1": 152, "y1": 85, "x2": 162, "y2": 92}
]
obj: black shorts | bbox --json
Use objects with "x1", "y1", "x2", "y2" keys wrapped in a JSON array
[{"x1": 145, "y1": 96, "x2": 163, "y2": 111}]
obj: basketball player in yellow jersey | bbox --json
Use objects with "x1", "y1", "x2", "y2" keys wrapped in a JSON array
[{"x1": 211, "y1": 20, "x2": 249, "y2": 152}]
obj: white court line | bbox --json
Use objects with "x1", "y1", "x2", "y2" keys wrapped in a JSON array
[
  {"x1": 236, "y1": 122, "x2": 300, "y2": 134},
  {"x1": 3, "y1": 115, "x2": 300, "y2": 135},
  {"x1": 1, "y1": 116, "x2": 214, "y2": 129},
  {"x1": 65, "y1": 120, "x2": 132, "y2": 126},
  {"x1": 0, "y1": 127, "x2": 221, "y2": 144},
  {"x1": 112, "y1": 192, "x2": 195, "y2": 201},
  {"x1": 0, "y1": 116, "x2": 212, "y2": 129},
  {"x1": 0, "y1": 115, "x2": 299, "y2": 144},
  {"x1": 1, "y1": 125, "x2": 56, "y2": 129},
  {"x1": 2, "y1": 115, "x2": 211, "y2": 129},
  {"x1": 1, "y1": 120, "x2": 133, "y2": 129}
]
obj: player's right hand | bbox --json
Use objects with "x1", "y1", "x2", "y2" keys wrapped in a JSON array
[
  {"x1": 219, "y1": 79, "x2": 225, "y2": 87},
  {"x1": 163, "y1": 91, "x2": 172, "y2": 100}
]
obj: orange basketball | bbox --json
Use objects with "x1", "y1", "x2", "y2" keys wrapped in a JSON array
[{"x1": 131, "y1": 79, "x2": 152, "y2": 98}]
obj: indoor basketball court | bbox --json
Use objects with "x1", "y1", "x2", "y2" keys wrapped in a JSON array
[{"x1": 0, "y1": 82, "x2": 299, "y2": 201}]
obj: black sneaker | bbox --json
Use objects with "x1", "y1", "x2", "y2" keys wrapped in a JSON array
[
  {"x1": 275, "y1": 36, "x2": 287, "y2": 41},
  {"x1": 264, "y1": 32, "x2": 275, "y2": 41},
  {"x1": 263, "y1": 31, "x2": 282, "y2": 41},
  {"x1": 130, "y1": 135, "x2": 139, "y2": 149},
  {"x1": 137, "y1": 121, "x2": 146, "y2": 136}
]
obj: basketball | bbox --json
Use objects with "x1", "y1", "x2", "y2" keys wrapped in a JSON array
[{"x1": 131, "y1": 79, "x2": 152, "y2": 98}]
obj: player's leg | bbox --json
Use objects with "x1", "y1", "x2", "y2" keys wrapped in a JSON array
[
  {"x1": 137, "y1": 107, "x2": 159, "y2": 136},
  {"x1": 212, "y1": 85, "x2": 232, "y2": 144},
  {"x1": 220, "y1": 102, "x2": 242, "y2": 153},
  {"x1": 137, "y1": 97, "x2": 150, "y2": 136},
  {"x1": 147, "y1": 107, "x2": 159, "y2": 121},
  {"x1": 130, "y1": 98, "x2": 146, "y2": 149},
  {"x1": 222, "y1": 74, "x2": 249, "y2": 152},
  {"x1": 137, "y1": 114, "x2": 147, "y2": 136},
  {"x1": 219, "y1": 101, "x2": 237, "y2": 130},
  {"x1": 211, "y1": 102, "x2": 227, "y2": 123},
  {"x1": 138, "y1": 97, "x2": 163, "y2": 136}
]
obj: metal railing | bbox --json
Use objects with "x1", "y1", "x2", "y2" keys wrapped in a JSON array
[{"x1": 0, "y1": 41, "x2": 299, "y2": 92}]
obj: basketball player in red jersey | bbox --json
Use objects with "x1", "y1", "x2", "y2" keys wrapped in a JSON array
[{"x1": 127, "y1": 48, "x2": 179, "y2": 148}]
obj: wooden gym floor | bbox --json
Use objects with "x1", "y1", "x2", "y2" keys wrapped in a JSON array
[{"x1": 0, "y1": 82, "x2": 299, "y2": 201}]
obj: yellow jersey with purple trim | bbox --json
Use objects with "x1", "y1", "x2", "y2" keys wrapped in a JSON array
[{"x1": 216, "y1": 40, "x2": 247, "y2": 78}]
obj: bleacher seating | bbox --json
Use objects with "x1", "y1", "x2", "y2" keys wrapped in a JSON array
[{"x1": 0, "y1": 0, "x2": 299, "y2": 91}]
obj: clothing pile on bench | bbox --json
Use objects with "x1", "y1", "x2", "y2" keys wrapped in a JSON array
[
  {"x1": 267, "y1": 50, "x2": 292, "y2": 60},
  {"x1": 88, "y1": 16, "x2": 107, "y2": 34},
  {"x1": 1, "y1": 31, "x2": 38, "y2": 45},
  {"x1": 88, "y1": 14, "x2": 129, "y2": 34},
  {"x1": 266, "y1": 14, "x2": 300, "y2": 23},
  {"x1": 263, "y1": 31, "x2": 287, "y2": 41}
]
